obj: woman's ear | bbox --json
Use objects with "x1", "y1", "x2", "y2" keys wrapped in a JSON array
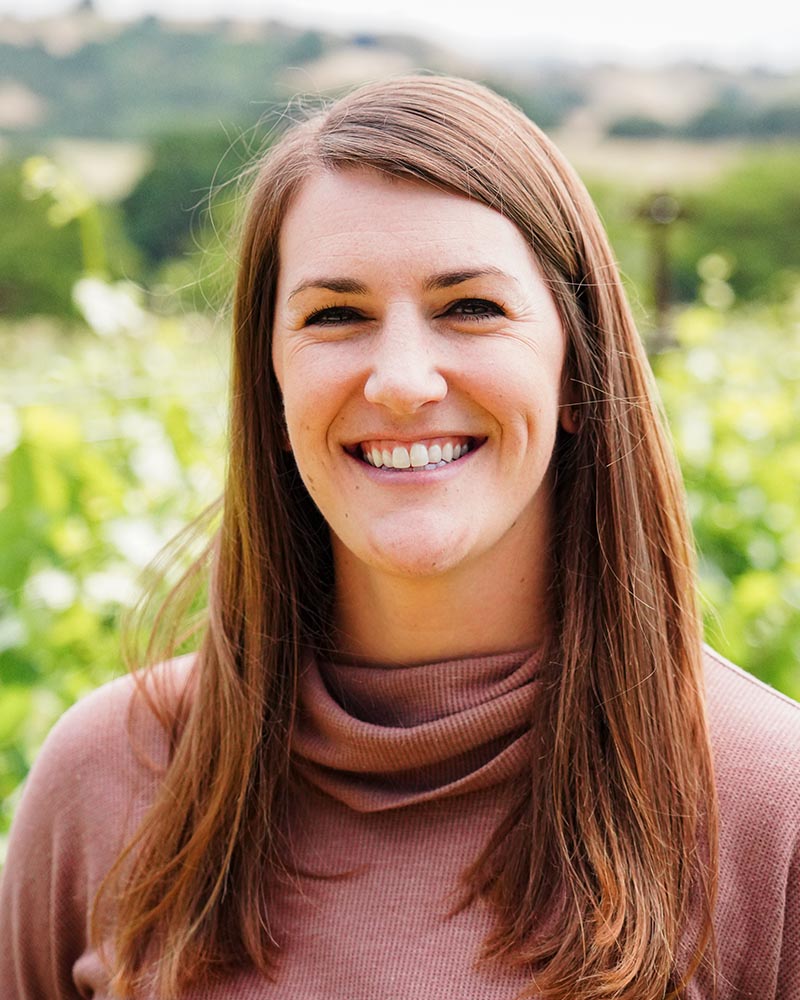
[
  {"x1": 559, "y1": 405, "x2": 581, "y2": 434},
  {"x1": 559, "y1": 378, "x2": 582, "y2": 434}
]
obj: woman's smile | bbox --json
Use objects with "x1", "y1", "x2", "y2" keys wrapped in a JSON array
[
  {"x1": 347, "y1": 436, "x2": 484, "y2": 472},
  {"x1": 271, "y1": 168, "x2": 574, "y2": 584}
]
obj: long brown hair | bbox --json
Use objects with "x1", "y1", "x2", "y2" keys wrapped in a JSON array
[{"x1": 96, "y1": 75, "x2": 718, "y2": 999}]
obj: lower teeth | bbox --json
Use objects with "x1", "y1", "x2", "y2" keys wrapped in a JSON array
[{"x1": 370, "y1": 459, "x2": 451, "y2": 471}]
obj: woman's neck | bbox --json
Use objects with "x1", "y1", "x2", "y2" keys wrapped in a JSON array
[{"x1": 331, "y1": 543, "x2": 552, "y2": 665}]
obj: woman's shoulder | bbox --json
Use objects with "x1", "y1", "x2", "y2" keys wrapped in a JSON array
[
  {"x1": 699, "y1": 653, "x2": 799, "y2": 997},
  {"x1": 702, "y1": 644, "x2": 800, "y2": 826},
  {"x1": 23, "y1": 654, "x2": 197, "y2": 810},
  {"x1": 0, "y1": 657, "x2": 197, "y2": 999},
  {"x1": 703, "y1": 644, "x2": 800, "y2": 750}
]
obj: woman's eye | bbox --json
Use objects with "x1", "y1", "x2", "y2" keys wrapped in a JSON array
[
  {"x1": 305, "y1": 306, "x2": 362, "y2": 326},
  {"x1": 446, "y1": 298, "x2": 505, "y2": 320}
]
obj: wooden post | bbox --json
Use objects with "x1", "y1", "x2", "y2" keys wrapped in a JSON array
[{"x1": 637, "y1": 192, "x2": 684, "y2": 352}]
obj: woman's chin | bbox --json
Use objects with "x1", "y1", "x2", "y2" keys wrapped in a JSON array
[{"x1": 336, "y1": 524, "x2": 479, "y2": 581}]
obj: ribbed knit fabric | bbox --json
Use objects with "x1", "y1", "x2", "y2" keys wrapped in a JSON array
[
  {"x1": 292, "y1": 649, "x2": 539, "y2": 810},
  {"x1": 1, "y1": 646, "x2": 798, "y2": 999}
]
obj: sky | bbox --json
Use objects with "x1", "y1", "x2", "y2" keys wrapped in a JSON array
[{"x1": 1, "y1": 0, "x2": 798, "y2": 69}]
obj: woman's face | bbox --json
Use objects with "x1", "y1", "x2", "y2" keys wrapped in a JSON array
[{"x1": 271, "y1": 169, "x2": 573, "y2": 587}]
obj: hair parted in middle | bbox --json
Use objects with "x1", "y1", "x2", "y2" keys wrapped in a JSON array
[{"x1": 98, "y1": 74, "x2": 718, "y2": 1000}]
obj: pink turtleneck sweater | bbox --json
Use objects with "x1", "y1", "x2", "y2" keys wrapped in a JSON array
[{"x1": 1, "y1": 646, "x2": 798, "y2": 998}]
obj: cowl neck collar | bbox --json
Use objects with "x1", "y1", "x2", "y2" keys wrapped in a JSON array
[{"x1": 291, "y1": 649, "x2": 542, "y2": 812}]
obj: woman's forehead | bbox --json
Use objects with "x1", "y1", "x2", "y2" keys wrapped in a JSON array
[{"x1": 275, "y1": 168, "x2": 545, "y2": 288}]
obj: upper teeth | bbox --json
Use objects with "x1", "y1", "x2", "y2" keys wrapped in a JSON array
[{"x1": 361, "y1": 439, "x2": 471, "y2": 470}]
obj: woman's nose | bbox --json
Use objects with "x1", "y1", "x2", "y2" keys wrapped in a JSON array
[{"x1": 363, "y1": 313, "x2": 448, "y2": 414}]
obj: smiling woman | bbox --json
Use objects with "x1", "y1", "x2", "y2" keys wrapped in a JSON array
[
  {"x1": 271, "y1": 170, "x2": 571, "y2": 659},
  {"x1": 1, "y1": 75, "x2": 798, "y2": 1000}
]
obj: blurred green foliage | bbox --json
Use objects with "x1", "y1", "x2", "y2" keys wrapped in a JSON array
[
  {"x1": 0, "y1": 158, "x2": 137, "y2": 316},
  {"x1": 672, "y1": 153, "x2": 800, "y2": 302},
  {"x1": 587, "y1": 150, "x2": 800, "y2": 308},
  {"x1": 0, "y1": 311, "x2": 227, "y2": 851},
  {"x1": 120, "y1": 128, "x2": 246, "y2": 314},
  {"x1": 656, "y1": 301, "x2": 800, "y2": 696},
  {"x1": 121, "y1": 129, "x2": 246, "y2": 268},
  {"x1": 0, "y1": 160, "x2": 85, "y2": 316}
]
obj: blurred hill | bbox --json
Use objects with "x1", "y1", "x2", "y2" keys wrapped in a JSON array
[
  {"x1": 1, "y1": 4, "x2": 798, "y2": 166},
  {"x1": 0, "y1": 6, "x2": 450, "y2": 143}
]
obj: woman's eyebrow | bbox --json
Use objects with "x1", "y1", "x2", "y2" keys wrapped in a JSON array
[
  {"x1": 423, "y1": 267, "x2": 517, "y2": 291},
  {"x1": 288, "y1": 277, "x2": 368, "y2": 300}
]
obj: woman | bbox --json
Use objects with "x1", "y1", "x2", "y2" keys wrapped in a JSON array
[{"x1": 1, "y1": 75, "x2": 798, "y2": 1000}]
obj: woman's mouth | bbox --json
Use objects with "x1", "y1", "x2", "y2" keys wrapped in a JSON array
[{"x1": 351, "y1": 436, "x2": 484, "y2": 471}]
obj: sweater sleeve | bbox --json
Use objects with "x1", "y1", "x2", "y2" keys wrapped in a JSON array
[
  {"x1": 0, "y1": 701, "x2": 96, "y2": 999},
  {"x1": 0, "y1": 669, "x2": 177, "y2": 1000}
]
